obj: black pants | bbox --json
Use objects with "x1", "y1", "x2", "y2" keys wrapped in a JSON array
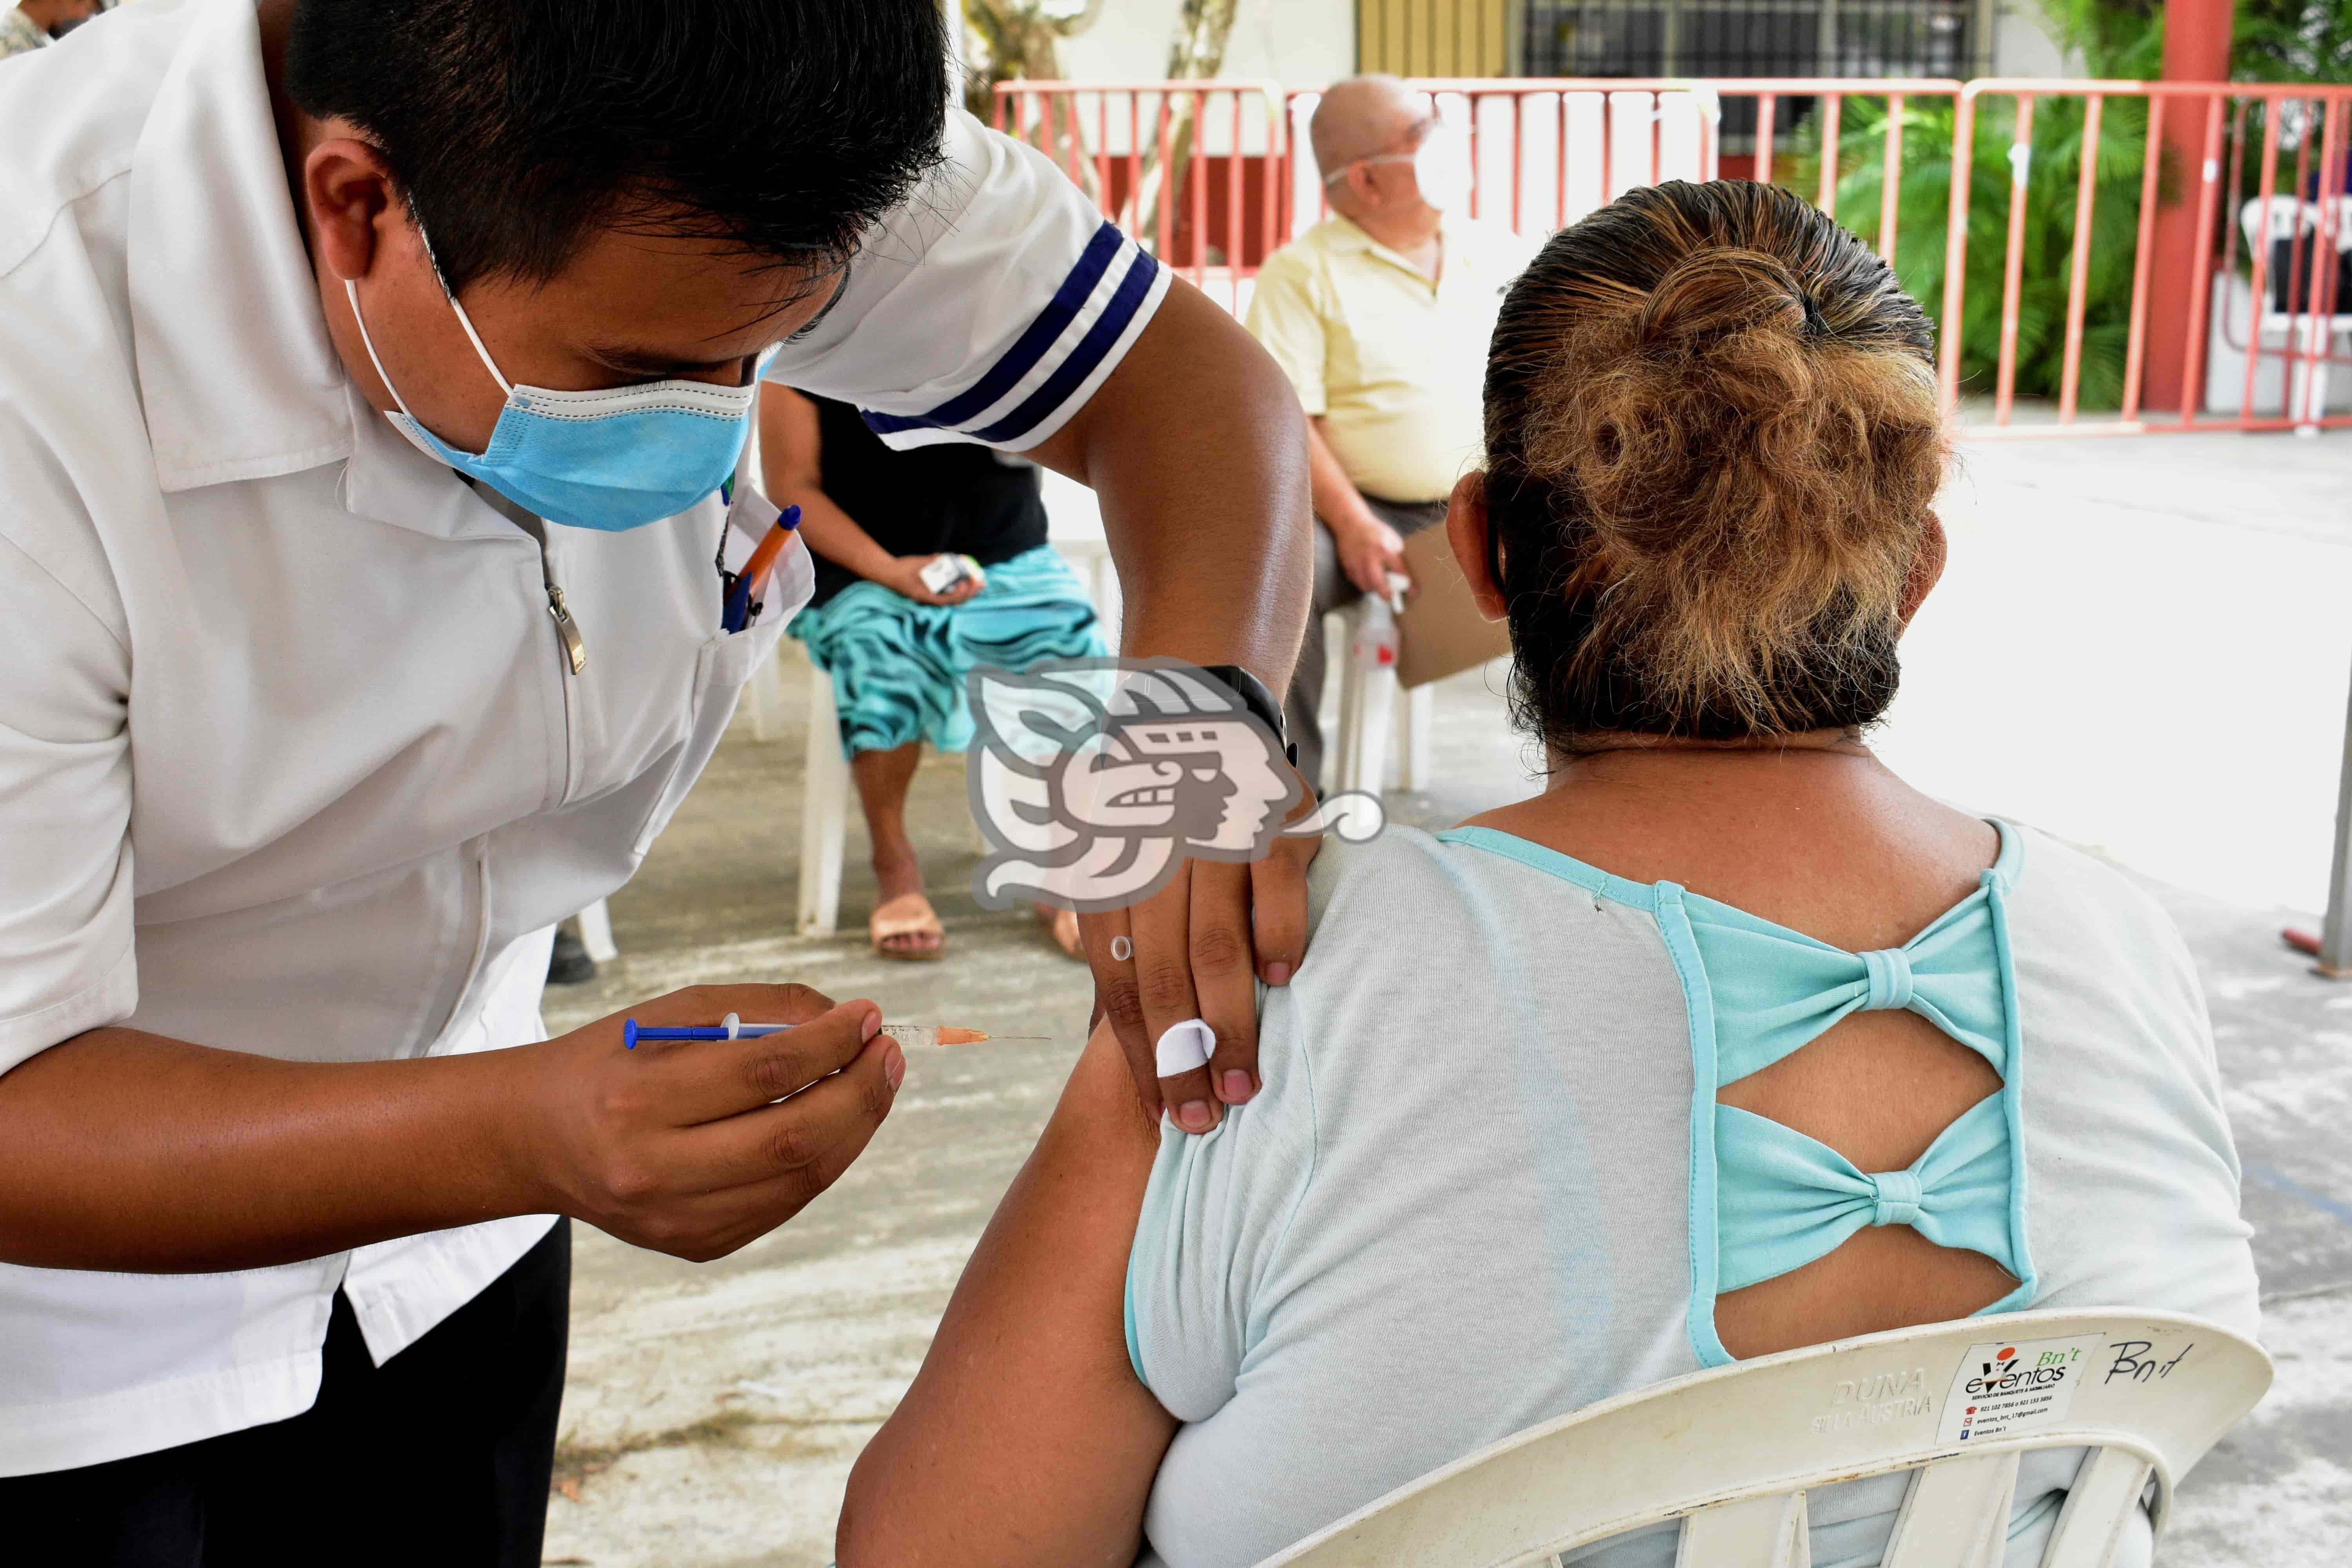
[{"x1": 7, "y1": 1220, "x2": 570, "y2": 1568}]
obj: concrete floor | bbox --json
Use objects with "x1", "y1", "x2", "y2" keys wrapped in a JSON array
[{"x1": 539, "y1": 430, "x2": 2352, "y2": 1568}]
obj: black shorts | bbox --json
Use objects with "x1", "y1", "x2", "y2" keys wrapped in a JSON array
[{"x1": 5, "y1": 1219, "x2": 570, "y2": 1568}]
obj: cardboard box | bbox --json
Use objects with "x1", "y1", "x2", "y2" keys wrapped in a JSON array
[{"x1": 1396, "y1": 524, "x2": 1513, "y2": 688}]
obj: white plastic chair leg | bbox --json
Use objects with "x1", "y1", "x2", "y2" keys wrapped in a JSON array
[
  {"x1": 797, "y1": 670, "x2": 849, "y2": 937},
  {"x1": 575, "y1": 898, "x2": 618, "y2": 963},
  {"x1": 2301, "y1": 321, "x2": 2335, "y2": 432},
  {"x1": 2288, "y1": 316, "x2": 2319, "y2": 431},
  {"x1": 1399, "y1": 682, "x2": 1435, "y2": 790},
  {"x1": 745, "y1": 644, "x2": 786, "y2": 740},
  {"x1": 1330, "y1": 612, "x2": 1361, "y2": 798},
  {"x1": 1884, "y1": 1452, "x2": 2018, "y2": 1568},
  {"x1": 1677, "y1": 1491, "x2": 1809, "y2": 1568},
  {"x1": 1344, "y1": 661, "x2": 1399, "y2": 796}
]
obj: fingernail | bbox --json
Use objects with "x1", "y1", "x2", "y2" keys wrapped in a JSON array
[
  {"x1": 861, "y1": 1008, "x2": 881, "y2": 1041},
  {"x1": 1265, "y1": 962, "x2": 1292, "y2": 987},
  {"x1": 1176, "y1": 1100, "x2": 1215, "y2": 1133},
  {"x1": 1220, "y1": 1070, "x2": 1255, "y2": 1104},
  {"x1": 883, "y1": 1044, "x2": 906, "y2": 1091}
]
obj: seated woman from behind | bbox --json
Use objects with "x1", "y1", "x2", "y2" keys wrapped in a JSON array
[{"x1": 838, "y1": 181, "x2": 2258, "y2": 1568}]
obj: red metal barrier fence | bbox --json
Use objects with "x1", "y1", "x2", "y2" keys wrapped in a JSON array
[
  {"x1": 993, "y1": 82, "x2": 1289, "y2": 314},
  {"x1": 1946, "y1": 79, "x2": 2352, "y2": 437},
  {"x1": 997, "y1": 76, "x2": 2352, "y2": 437}
]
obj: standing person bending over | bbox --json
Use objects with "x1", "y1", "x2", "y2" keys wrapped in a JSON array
[
  {"x1": 0, "y1": 0, "x2": 1312, "y2": 1559},
  {"x1": 759, "y1": 385, "x2": 1102, "y2": 961},
  {"x1": 1245, "y1": 73, "x2": 1538, "y2": 789}
]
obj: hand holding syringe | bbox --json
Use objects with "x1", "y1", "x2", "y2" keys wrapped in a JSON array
[{"x1": 517, "y1": 983, "x2": 921, "y2": 1263}]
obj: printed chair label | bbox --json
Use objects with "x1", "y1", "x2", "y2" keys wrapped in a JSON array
[{"x1": 1937, "y1": 1334, "x2": 2105, "y2": 1444}]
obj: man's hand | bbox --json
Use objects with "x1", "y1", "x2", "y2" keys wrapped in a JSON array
[
  {"x1": 1025, "y1": 280, "x2": 1317, "y2": 1131},
  {"x1": 0, "y1": 983, "x2": 902, "y2": 1274},
  {"x1": 1078, "y1": 775, "x2": 1318, "y2": 1132},
  {"x1": 1301, "y1": 414, "x2": 1410, "y2": 599},
  {"x1": 1331, "y1": 512, "x2": 1408, "y2": 599},
  {"x1": 520, "y1": 984, "x2": 903, "y2": 1262},
  {"x1": 877, "y1": 554, "x2": 982, "y2": 606}
]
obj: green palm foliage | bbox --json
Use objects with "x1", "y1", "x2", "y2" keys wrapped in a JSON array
[
  {"x1": 1769, "y1": 1, "x2": 2352, "y2": 407},
  {"x1": 1768, "y1": 0, "x2": 2161, "y2": 407},
  {"x1": 1785, "y1": 89, "x2": 2156, "y2": 407}
]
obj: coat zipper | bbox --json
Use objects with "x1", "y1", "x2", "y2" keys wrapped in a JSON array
[
  {"x1": 546, "y1": 579, "x2": 586, "y2": 674},
  {"x1": 491, "y1": 492, "x2": 586, "y2": 804},
  {"x1": 535, "y1": 545, "x2": 586, "y2": 804}
]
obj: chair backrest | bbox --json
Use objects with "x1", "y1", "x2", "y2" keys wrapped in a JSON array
[
  {"x1": 1256, "y1": 1308, "x2": 2269, "y2": 1568},
  {"x1": 2241, "y1": 194, "x2": 2316, "y2": 250}
]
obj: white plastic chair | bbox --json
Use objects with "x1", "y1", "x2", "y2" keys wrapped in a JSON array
[
  {"x1": 575, "y1": 898, "x2": 618, "y2": 964},
  {"x1": 783, "y1": 661, "x2": 1006, "y2": 938},
  {"x1": 1330, "y1": 597, "x2": 1435, "y2": 797},
  {"x1": 1259, "y1": 1308, "x2": 2270, "y2": 1568},
  {"x1": 2237, "y1": 195, "x2": 2352, "y2": 430},
  {"x1": 795, "y1": 664, "x2": 853, "y2": 937}
]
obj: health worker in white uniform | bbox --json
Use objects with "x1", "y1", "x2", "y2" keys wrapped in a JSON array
[{"x1": 0, "y1": 1, "x2": 1316, "y2": 1559}]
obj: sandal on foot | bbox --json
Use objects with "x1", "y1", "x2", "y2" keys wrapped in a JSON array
[{"x1": 871, "y1": 893, "x2": 945, "y2": 961}]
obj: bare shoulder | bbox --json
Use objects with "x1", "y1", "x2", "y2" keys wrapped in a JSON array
[{"x1": 1048, "y1": 1019, "x2": 1165, "y2": 1170}]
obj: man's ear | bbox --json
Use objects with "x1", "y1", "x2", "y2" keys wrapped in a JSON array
[
  {"x1": 1897, "y1": 511, "x2": 1947, "y2": 628},
  {"x1": 1447, "y1": 471, "x2": 1508, "y2": 621},
  {"x1": 303, "y1": 135, "x2": 401, "y2": 284}
]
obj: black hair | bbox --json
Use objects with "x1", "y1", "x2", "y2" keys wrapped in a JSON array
[
  {"x1": 285, "y1": 0, "x2": 949, "y2": 295},
  {"x1": 1482, "y1": 181, "x2": 1947, "y2": 749}
]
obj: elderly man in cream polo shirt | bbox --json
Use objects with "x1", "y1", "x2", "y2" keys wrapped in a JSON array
[{"x1": 1246, "y1": 75, "x2": 1541, "y2": 788}]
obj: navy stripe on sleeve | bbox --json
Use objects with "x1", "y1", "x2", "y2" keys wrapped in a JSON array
[
  {"x1": 861, "y1": 221, "x2": 1126, "y2": 438},
  {"x1": 967, "y1": 249, "x2": 1161, "y2": 445}
]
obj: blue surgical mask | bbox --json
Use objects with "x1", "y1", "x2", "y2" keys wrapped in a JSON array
[{"x1": 345, "y1": 252, "x2": 755, "y2": 532}]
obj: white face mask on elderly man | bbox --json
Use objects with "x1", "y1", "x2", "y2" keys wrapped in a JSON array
[{"x1": 1329, "y1": 123, "x2": 1473, "y2": 214}]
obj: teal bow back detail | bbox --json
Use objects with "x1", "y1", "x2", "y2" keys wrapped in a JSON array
[
  {"x1": 1685, "y1": 879, "x2": 2009, "y2": 1087},
  {"x1": 1683, "y1": 870, "x2": 2024, "y2": 1296},
  {"x1": 1715, "y1": 1096, "x2": 2018, "y2": 1292},
  {"x1": 1421, "y1": 819, "x2": 2034, "y2": 1363}
]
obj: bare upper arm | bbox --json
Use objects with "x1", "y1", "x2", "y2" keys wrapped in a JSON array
[
  {"x1": 1023, "y1": 278, "x2": 1300, "y2": 491},
  {"x1": 756, "y1": 382, "x2": 823, "y2": 492},
  {"x1": 838, "y1": 1022, "x2": 1176, "y2": 1568}
]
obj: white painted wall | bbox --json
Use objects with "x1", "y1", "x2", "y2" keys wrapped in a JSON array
[
  {"x1": 987, "y1": 0, "x2": 1355, "y2": 156},
  {"x1": 1989, "y1": 1, "x2": 2082, "y2": 78},
  {"x1": 1056, "y1": 0, "x2": 1356, "y2": 87},
  {"x1": 1028, "y1": 1, "x2": 2078, "y2": 87}
]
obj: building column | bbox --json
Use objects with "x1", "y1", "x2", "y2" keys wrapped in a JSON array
[{"x1": 2141, "y1": 0, "x2": 2236, "y2": 414}]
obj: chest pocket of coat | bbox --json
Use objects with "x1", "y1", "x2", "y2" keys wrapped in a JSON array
[{"x1": 629, "y1": 613, "x2": 791, "y2": 858}]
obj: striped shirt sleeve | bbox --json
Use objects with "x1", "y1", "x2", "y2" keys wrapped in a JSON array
[{"x1": 762, "y1": 108, "x2": 1171, "y2": 454}]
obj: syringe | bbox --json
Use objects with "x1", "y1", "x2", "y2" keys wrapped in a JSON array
[{"x1": 622, "y1": 1013, "x2": 1042, "y2": 1049}]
